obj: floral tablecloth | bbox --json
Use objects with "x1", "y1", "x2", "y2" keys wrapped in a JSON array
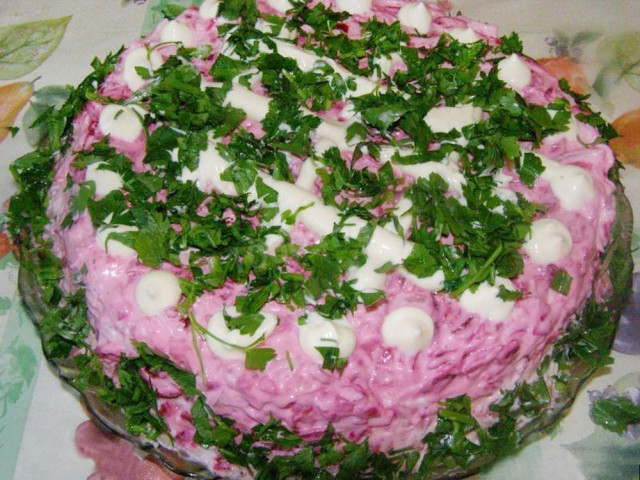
[{"x1": 1, "y1": 1, "x2": 639, "y2": 479}]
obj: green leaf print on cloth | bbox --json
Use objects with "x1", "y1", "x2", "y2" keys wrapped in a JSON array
[
  {"x1": 594, "y1": 32, "x2": 640, "y2": 98},
  {"x1": 0, "y1": 294, "x2": 42, "y2": 480},
  {"x1": 0, "y1": 16, "x2": 71, "y2": 80}
]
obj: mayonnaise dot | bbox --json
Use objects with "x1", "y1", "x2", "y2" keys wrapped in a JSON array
[
  {"x1": 398, "y1": 2, "x2": 432, "y2": 35},
  {"x1": 335, "y1": 0, "x2": 372, "y2": 16},
  {"x1": 160, "y1": 20, "x2": 194, "y2": 47},
  {"x1": 523, "y1": 218, "x2": 573, "y2": 265},
  {"x1": 135, "y1": 270, "x2": 182, "y2": 316},
  {"x1": 424, "y1": 104, "x2": 482, "y2": 134},
  {"x1": 123, "y1": 47, "x2": 163, "y2": 91},
  {"x1": 96, "y1": 225, "x2": 137, "y2": 259},
  {"x1": 448, "y1": 27, "x2": 481, "y2": 44},
  {"x1": 459, "y1": 277, "x2": 516, "y2": 322},
  {"x1": 400, "y1": 268, "x2": 445, "y2": 291},
  {"x1": 540, "y1": 157, "x2": 595, "y2": 211},
  {"x1": 298, "y1": 313, "x2": 356, "y2": 363},
  {"x1": 498, "y1": 54, "x2": 532, "y2": 90},
  {"x1": 382, "y1": 306, "x2": 434, "y2": 354},
  {"x1": 266, "y1": 0, "x2": 293, "y2": 12},
  {"x1": 85, "y1": 163, "x2": 123, "y2": 197},
  {"x1": 199, "y1": 0, "x2": 220, "y2": 19},
  {"x1": 206, "y1": 308, "x2": 278, "y2": 360},
  {"x1": 98, "y1": 104, "x2": 144, "y2": 143}
]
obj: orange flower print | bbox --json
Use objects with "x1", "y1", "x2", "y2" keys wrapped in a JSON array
[
  {"x1": 0, "y1": 231, "x2": 14, "y2": 260},
  {"x1": 0, "y1": 81, "x2": 33, "y2": 142},
  {"x1": 609, "y1": 108, "x2": 640, "y2": 166},
  {"x1": 538, "y1": 57, "x2": 590, "y2": 95}
]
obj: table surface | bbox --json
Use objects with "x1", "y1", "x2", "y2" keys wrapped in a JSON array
[{"x1": 1, "y1": 1, "x2": 639, "y2": 479}]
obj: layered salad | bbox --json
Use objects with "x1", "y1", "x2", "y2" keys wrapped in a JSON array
[{"x1": 9, "y1": 0, "x2": 627, "y2": 478}]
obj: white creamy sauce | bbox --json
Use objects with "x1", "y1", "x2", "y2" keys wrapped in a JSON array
[
  {"x1": 424, "y1": 104, "x2": 482, "y2": 134},
  {"x1": 351, "y1": 76, "x2": 381, "y2": 97},
  {"x1": 96, "y1": 224, "x2": 138, "y2": 259},
  {"x1": 396, "y1": 157, "x2": 467, "y2": 197},
  {"x1": 298, "y1": 312, "x2": 356, "y2": 362},
  {"x1": 206, "y1": 307, "x2": 279, "y2": 360},
  {"x1": 492, "y1": 170, "x2": 518, "y2": 205},
  {"x1": 313, "y1": 136, "x2": 339, "y2": 155},
  {"x1": 397, "y1": 2, "x2": 432, "y2": 35},
  {"x1": 123, "y1": 47, "x2": 164, "y2": 91},
  {"x1": 225, "y1": 83, "x2": 271, "y2": 122},
  {"x1": 381, "y1": 306, "x2": 434, "y2": 354},
  {"x1": 98, "y1": 104, "x2": 144, "y2": 143},
  {"x1": 448, "y1": 27, "x2": 480, "y2": 44},
  {"x1": 179, "y1": 141, "x2": 238, "y2": 195},
  {"x1": 459, "y1": 277, "x2": 516, "y2": 322},
  {"x1": 261, "y1": 176, "x2": 415, "y2": 267},
  {"x1": 334, "y1": 0, "x2": 372, "y2": 16},
  {"x1": 492, "y1": 187, "x2": 518, "y2": 207},
  {"x1": 84, "y1": 163, "x2": 124, "y2": 197},
  {"x1": 522, "y1": 218, "x2": 573, "y2": 265},
  {"x1": 199, "y1": 0, "x2": 220, "y2": 19},
  {"x1": 135, "y1": 270, "x2": 182, "y2": 316},
  {"x1": 160, "y1": 20, "x2": 194, "y2": 47},
  {"x1": 260, "y1": 40, "x2": 317, "y2": 72},
  {"x1": 266, "y1": 0, "x2": 293, "y2": 13},
  {"x1": 374, "y1": 52, "x2": 402, "y2": 78},
  {"x1": 264, "y1": 39, "x2": 380, "y2": 97},
  {"x1": 497, "y1": 54, "x2": 532, "y2": 90},
  {"x1": 380, "y1": 147, "x2": 466, "y2": 197},
  {"x1": 348, "y1": 261, "x2": 387, "y2": 292},
  {"x1": 389, "y1": 196, "x2": 413, "y2": 233},
  {"x1": 315, "y1": 119, "x2": 355, "y2": 152},
  {"x1": 539, "y1": 155, "x2": 595, "y2": 210},
  {"x1": 399, "y1": 268, "x2": 445, "y2": 291},
  {"x1": 543, "y1": 114, "x2": 580, "y2": 144},
  {"x1": 295, "y1": 158, "x2": 319, "y2": 191}
]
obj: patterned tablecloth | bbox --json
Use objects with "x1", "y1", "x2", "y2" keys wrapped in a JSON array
[{"x1": 1, "y1": 1, "x2": 639, "y2": 479}]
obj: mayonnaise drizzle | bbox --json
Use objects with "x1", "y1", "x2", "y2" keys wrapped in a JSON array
[
  {"x1": 424, "y1": 104, "x2": 482, "y2": 135},
  {"x1": 179, "y1": 141, "x2": 238, "y2": 195}
]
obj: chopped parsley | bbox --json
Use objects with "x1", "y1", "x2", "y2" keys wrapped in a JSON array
[{"x1": 550, "y1": 268, "x2": 573, "y2": 295}]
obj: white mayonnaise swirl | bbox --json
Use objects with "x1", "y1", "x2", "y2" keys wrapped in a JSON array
[
  {"x1": 206, "y1": 307, "x2": 278, "y2": 360},
  {"x1": 522, "y1": 218, "x2": 573, "y2": 265},
  {"x1": 382, "y1": 306, "x2": 434, "y2": 354},
  {"x1": 459, "y1": 277, "x2": 516, "y2": 322},
  {"x1": 298, "y1": 312, "x2": 357, "y2": 362},
  {"x1": 135, "y1": 270, "x2": 182, "y2": 316}
]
